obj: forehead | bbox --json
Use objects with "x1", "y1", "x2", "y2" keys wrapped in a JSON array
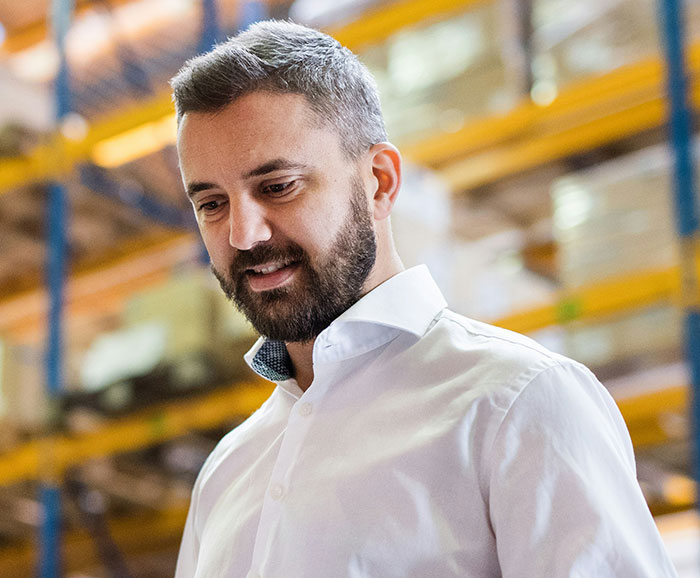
[{"x1": 177, "y1": 92, "x2": 345, "y2": 179}]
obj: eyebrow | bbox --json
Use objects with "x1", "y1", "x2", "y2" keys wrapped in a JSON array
[
  {"x1": 186, "y1": 181, "x2": 216, "y2": 198},
  {"x1": 244, "y1": 158, "x2": 310, "y2": 179},
  {"x1": 186, "y1": 158, "x2": 310, "y2": 198}
]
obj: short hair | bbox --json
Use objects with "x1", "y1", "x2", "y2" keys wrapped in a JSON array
[{"x1": 170, "y1": 20, "x2": 387, "y2": 159}]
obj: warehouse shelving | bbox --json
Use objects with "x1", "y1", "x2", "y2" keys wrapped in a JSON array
[
  {"x1": 0, "y1": 375, "x2": 690, "y2": 577},
  {"x1": 0, "y1": 0, "x2": 693, "y2": 486},
  {"x1": 3, "y1": 36, "x2": 700, "y2": 197},
  {"x1": 0, "y1": 0, "x2": 697, "y2": 573},
  {"x1": 0, "y1": 380, "x2": 272, "y2": 487},
  {"x1": 0, "y1": 230, "x2": 685, "y2": 339},
  {"x1": 0, "y1": 259, "x2": 690, "y2": 486},
  {"x1": 0, "y1": 502, "x2": 190, "y2": 578},
  {"x1": 0, "y1": 366, "x2": 686, "y2": 487},
  {"x1": 1, "y1": 0, "x2": 138, "y2": 53},
  {"x1": 3, "y1": 0, "x2": 699, "y2": 195},
  {"x1": 415, "y1": 46, "x2": 700, "y2": 189},
  {"x1": 0, "y1": 232, "x2": 198, "y2": 342}
]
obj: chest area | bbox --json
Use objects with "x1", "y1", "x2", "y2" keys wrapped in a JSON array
[{"x1": 196, "y1": 380, "x2": 494, "y2": 578}]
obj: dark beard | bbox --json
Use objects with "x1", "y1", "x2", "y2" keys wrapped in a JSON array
[{"x1": 212, "y1": 178, "x2": 377, "y2": 342}]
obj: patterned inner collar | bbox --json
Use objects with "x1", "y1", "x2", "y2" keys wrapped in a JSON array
[{"x1": 251, "y1": 339, "x2": 294, "y2": 381}]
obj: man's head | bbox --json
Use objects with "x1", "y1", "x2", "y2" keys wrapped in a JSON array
[
  {"x1": 173, "y1": 22, "x2": 403, "y2": 343},
  {"x1": 171, "y1": 19, "x2": 387, "y2": 160}
]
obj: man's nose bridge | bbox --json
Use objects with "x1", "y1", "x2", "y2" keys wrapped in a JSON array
[{"x1": 227, "y1": 195, "x2": 270, "y2": 249}]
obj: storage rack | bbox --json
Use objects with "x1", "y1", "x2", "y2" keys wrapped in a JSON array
[{"x1": 0, "y1": 0, "x2": 698, "y2": 574}]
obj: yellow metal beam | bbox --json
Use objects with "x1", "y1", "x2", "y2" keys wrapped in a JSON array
[
  {"x1": 0, "y1": 385, "x2": 687, "y2": 578},
  {"x1": 0, "y1": 91, "x2": 175, "y2": 192},
  {"x1": 327, "y1": 0, "x2": 485, "y2": 50},
  {"x1": 0, "y1": 261, "x2": 689, "y2": 486},
  {"x1": 0, "y1": 0, "x2": 483, "y2": 193},
  {"x1": 0, "y1": 503, "x2": 189, "y2": 578},
  {"x1": 405, "y1": 44, "x2": 700, "y2": 189},
  {"x1": 0, "y1": 231, "x2": 198, "y2": 341},
  {"x1": 439, "y1": 91, "x2": 667, "y2": 191},
  {"x1": 616, "y1": 385, "x2": 688, "y2": 449},
  {"x1": 3, "y1": 0, "x2": 688, "y2": 196},
  {"x1": 0, "y1": 381, "x2": 274, "y2": 487},
  {"x1": 492, "y1": 266, "x2": 680, "y2": 335},
  {"x1": 0, "y1": 0, "x2": 135, "y2": 53},
  {"x1": 403, "y1": 37, "x2": 676, "y2": 164}
]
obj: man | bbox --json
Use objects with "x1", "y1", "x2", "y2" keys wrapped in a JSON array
[{"x1": 171, "y1": 20, "x2": 677, "y2": 578}]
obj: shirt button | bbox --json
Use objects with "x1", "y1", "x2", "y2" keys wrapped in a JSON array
[
  {"x1": 269, "y1": 484, "x2": 284, "y2": 500},
  {"x1": 299, "y1": 402, "x2": 313, "y2": 416}
]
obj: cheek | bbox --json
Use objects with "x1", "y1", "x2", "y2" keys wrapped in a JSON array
[
  {"x1": 319, "y1": 195, "x2": 354, "y2": 232},
  {"x1": 273, "y1": 203, "x2": 327, "y2": 244},
  {"x1": 199, "y1": 224, "x2": 231, "y2": 262},
  {"x1": 297, "y1": 214, "x2": 341, "y2": 250}
]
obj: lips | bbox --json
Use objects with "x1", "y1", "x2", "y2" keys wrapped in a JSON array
[{"x1": 245, "y1": 260, "x2": 300, "y2": 292}]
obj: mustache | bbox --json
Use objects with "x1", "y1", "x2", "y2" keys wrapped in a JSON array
[{"x1": 231, "y1": 242, "x2": 307, "y2": 273}]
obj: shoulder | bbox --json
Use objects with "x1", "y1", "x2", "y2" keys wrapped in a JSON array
[
  {"x1": 438, "y1": 309, "x2": 561, "y2": 360},
  {"x1": 419, "y1": 308, "x2": 573, "y2": 393},
  {"x1": 413, "y1": 309, "x2": 620, "y2": 442},
  {"x1": 425, "y1": 312, "x2": 635, "y2": 482}
]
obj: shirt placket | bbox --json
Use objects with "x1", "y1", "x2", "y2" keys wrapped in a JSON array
[{"x1": 246, "y1": 388, "x2": 322, "y2": 578}]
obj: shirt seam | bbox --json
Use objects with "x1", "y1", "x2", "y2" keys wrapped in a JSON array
[
  {"x1": 439, "y1": 311, "x2": 562, "y2": 363},
  {"x1": 481, "y1": 362, "x2": 565, "y2": 501}
]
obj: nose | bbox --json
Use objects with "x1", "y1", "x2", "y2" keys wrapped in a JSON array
[{"x1": 228, "y1": 197, "x2": 273, "y2": 251}]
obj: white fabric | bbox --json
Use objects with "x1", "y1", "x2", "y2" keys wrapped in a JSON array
[{"x1": 175, "y1": 265, "x2": 677, "y2": 578}]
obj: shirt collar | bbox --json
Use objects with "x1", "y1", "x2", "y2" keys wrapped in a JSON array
[
  {"x1": 330, "y1": 264, "x2": 447, "y2": 336},
  {"x1": 244, "y1": 265, "x2": 447, "y2": 382}
]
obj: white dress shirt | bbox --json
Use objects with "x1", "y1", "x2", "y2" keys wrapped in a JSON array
[{"x1": 175, "y1": 265, "x2": 678, "y2": 578}]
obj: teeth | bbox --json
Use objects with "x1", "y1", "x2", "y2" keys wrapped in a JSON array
[{"x1": 252, "y1": 260, "x2": 292, "y2": 275}]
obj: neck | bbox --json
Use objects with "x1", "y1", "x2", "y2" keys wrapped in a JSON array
[{"x1": 286, "y1": 340, "x2": 316, "y2": 392}]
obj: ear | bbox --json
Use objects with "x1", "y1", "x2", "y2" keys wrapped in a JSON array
[{"x1": 368, "y1": 142, "x2": 402, "y2": 221}]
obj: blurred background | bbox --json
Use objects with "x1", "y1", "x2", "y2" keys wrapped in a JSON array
[{"x1": 1, "y1": 0, "x2": 699, "y2": 575}]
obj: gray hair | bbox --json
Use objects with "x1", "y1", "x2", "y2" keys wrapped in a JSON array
[{"x1": 170, "y1": 20, "x2": 387, "y2": 159}]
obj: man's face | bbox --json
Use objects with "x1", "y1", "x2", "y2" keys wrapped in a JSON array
[{"x1": 177, "y1": 92, "x2": 378, "y2": 342}]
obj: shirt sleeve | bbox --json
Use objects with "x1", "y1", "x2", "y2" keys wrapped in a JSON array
[
  {"x1": 487, "y1": 361, "x2": 678, "y2": 578},
  {"x1": 175, "y1": 455, "x2": 212, "y2": 578},
  {"x1": 175, "y1": 496, "x2": 200, "y2": 578}
]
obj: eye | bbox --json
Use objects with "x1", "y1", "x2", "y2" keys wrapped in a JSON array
[
  {"x1": 196, "y1": 199, "x2": 226, "y2": 214},
  {"x1": 262, "y1": 180, "x2": 297, "y2": 197}
]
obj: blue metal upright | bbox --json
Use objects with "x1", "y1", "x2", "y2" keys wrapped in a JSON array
[
  {"x1": 40, "y1": 1, "x2": 74, "y2": 576},
  {"x1": 239, "y1": 0, "x2": 267, "y2": 30},
  {"x1": 658, "y1": 0, "x2": 700, "y2": 515},
  {"x1": 198, "y1": 0, "x2": 221, "y2": 54}
]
